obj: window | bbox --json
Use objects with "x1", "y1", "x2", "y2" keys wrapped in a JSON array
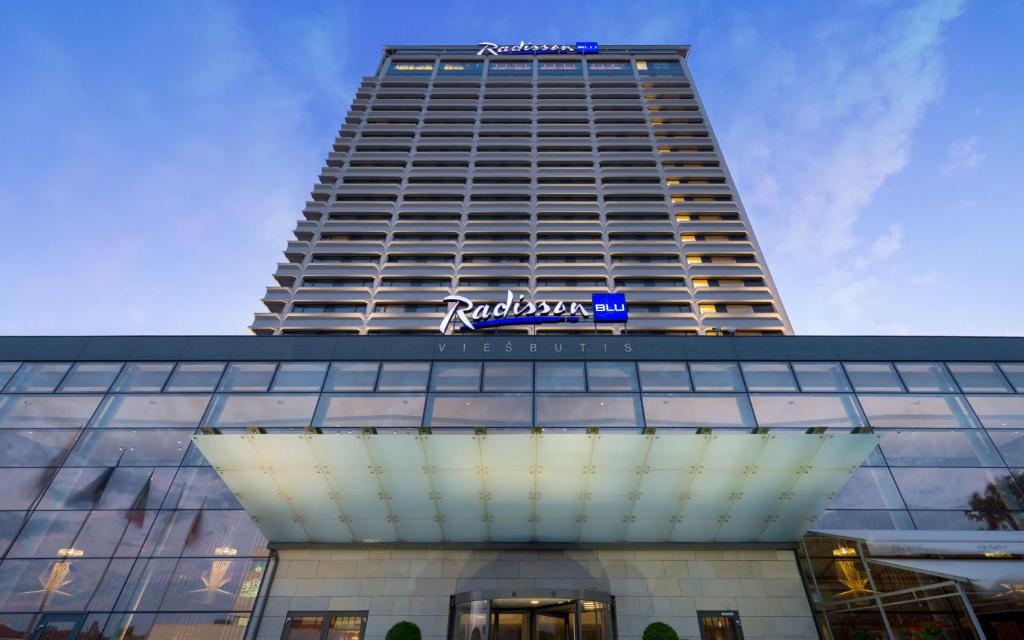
[
  {"x1": 111, "y1": 363, "x2": 175, "y2": 393},
  {"x1": 425, "y1": 393, "x2": 532, "y2": 427},
  {"x1": 388, "y1": 61, "x2": 433, "y2": 75},
  {"x1": 535, "y1": 394, "x2": 643, "y2": 428},
  {"x1": 878, "y1": 430, "x2": 1003, "y2": 467},
  {"x1": 689, "y1": 363, "x2": 744, "y2": 392},
  {"x1": 965, "y1": 395, "x2": 1024, "y2": 429},
  {"x1": 947, "y1": 362, "x2": 1013, "y2": 393},
  {"x1": 792, "y1": 363, "x2": 851, "y2": 392},
  {"x1": 999, "y1": 363, "x2": 1024, "y2": 392},
  {"x1": 539, "y1": 61, "x2": 582, "y2": 76},
  {"x1": 430, "y1": 362, "x2": 482, "y2": 391},
  {"x1": 739, "y1": 362, "x2": 797, "y2": 392},
  {"x1": 324, "y1": 362, "x2": 380, "y2": 392},
  {"x1": 218, "y1": 363, "x2": 277, "y2": 392},
  {"x1": 57, "y1": 363, "x2": 123, "y2": 393},
  {"x1": 4, "y1": 363, "x2": 71, "y2": 393},
  {"x1": 292, "y1": 304, "x2": 366, "y2": 313},
  {"x1": 829, "y1": 468, "x2": 906, "y2": 509},
  {"x1": 536, "y1": 362, "x2": 585, "y2": 392},
  {"x1": 314, "y1": 394, "x2": 425, "y2": 428},
  {"x1": 282, "y1": 612, "x2": 367, "y2": 640},
  {"x1": 894, "y1": 362, "x2": 957, "y2": 392},
  {"x1": 0, "y1": 362, "x2": 19, "y2": 391},
  {"x1": 488, "y1": 61, "x2": 533, "y2": 76},
  {"x1": 165, "y1": 362, "x2": 226, "y2": 392},
  {"x1": 588, "y1": 61, "x2": 632, "y2": 76},
  {"x1": 642, "y1": 394, "x2": 755, "y2": 429},
  {"x1": 637, "y1": 362, "x2": 690, "y2": 391},
  {"x1": 439, "y1": 62, "x2": 483, "y2": 76},
  {"x1": 204, "y1": 395, "x2": 319, "y2": 429},
  {"x1": 749, "y1": 394, "x2": 866, "y2": 431},
  {"x1": 271, "y1": 363, "x2": 329, "y2": 392},
  {"x1": 857, "y1": 394, "x2": 980, "y2": 429},
  {"x1": 697, "y1": 611, "x2": 743, "y2": 640},
  {"x1": 843, "y1": 363, "x2": 905, "y2": 393}
]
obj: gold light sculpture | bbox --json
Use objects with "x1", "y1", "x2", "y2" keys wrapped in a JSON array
[
  {"x1": 833, "y1": 546, "x2": 872, "y2": 598},
  {"x1": 190, "y1": 546, "x2": 238, "y2": 601},
  {"x1": 25, "y1": 548, "x2": 84, "y2": 597}
]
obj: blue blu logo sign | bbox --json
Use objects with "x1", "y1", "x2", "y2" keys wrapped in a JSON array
[
  {"x1": 576, "y1": 41, "x2": 599, "y2": 54},
  {"x1": 592, "y1": 293, "x2": 628, "y2": 323}
]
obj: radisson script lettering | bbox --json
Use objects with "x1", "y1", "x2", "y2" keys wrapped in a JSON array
[
  {"x1": 440, "y1": 291, "x2": 590, "y2": 333},
  {"x1": 476, "y1": 41, "x2": 598, "y2": 56}
]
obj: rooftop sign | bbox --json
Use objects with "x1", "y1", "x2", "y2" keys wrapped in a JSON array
[
  {"x1": 439, "y1": 291, "x2": 627, "y2": 333},
  {"x1": 476, "y1": 41, "x2": 599, "y2": 56}
]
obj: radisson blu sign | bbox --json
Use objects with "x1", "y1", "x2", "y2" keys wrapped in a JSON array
[
  {"x1": 476, "y1": 41, "x2": 599, "y2": 56},
  {"x1": 439, "y1": 291, "x2": 627, "y2": 333}
]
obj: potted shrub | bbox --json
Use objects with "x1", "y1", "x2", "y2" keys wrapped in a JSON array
[
  {"x1": 642, "y1": 622, "x2": 678, "y2": 640},
  {"x1": 386, "y1": 621, "x2": 422, "y2": 640}
]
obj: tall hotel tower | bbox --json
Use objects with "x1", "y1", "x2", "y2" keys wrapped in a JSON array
[{"x1": 253, "y1": 44, "x2": 790, "y2": 336}]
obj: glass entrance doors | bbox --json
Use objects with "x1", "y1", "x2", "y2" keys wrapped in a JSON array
[
  {"x1": 450, "y1": 591, "x2": 613, "y2": 640},
  {"x1": 698, "y1": 611, "x2": 744, "y2": 640},
  {"x1": 29, "y1": 614, "x2": 86, "y2": 640}
]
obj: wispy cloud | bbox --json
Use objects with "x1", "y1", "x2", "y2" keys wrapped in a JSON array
[{"x1": 940, "y1": 136, "x2": 984, "y2": 176}]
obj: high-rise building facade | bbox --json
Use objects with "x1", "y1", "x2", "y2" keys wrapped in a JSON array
[
  {"x1": 2, "y1": 42, "x2": 1023, "y2": 640},
  {"x1": 253, "y1": 44, "x2": 790, "y2": 337}
]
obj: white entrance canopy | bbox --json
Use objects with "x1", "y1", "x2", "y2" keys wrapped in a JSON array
[
  {"x1": 869, "y1": 558, "x2": 1024, "y2": 591},
  {"x1": 193, "y1": 432, "x2": 878, "y2": 544}
]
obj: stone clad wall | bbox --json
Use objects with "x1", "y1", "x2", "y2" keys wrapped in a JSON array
[{"x1": 257, "y1": 548, "x2": 816, "y2": 640}]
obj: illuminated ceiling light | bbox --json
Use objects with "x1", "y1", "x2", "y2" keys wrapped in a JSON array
[
  {"x1": 832, "y1": 546, "x2": 857, "y2": 557},
  {"x1": 530, "y1": 600, "x2": 540, "y2": 605},
  {"x1": 985, "y1": 552, "x2": 1013, "y2": 558},
  {"x1": 215, "y1": 547, "x2": 239, "y2": 556},
  {"x1": 57, "y1": 548, "x2": 84, "y2": 558}
]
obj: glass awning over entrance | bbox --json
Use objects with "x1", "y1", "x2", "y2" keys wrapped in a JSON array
[{"x1": 192, "y1": 432, "x2": 878, "y2": 544}]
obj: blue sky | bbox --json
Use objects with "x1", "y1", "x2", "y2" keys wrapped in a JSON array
[{"x1": 1, "y1": 0, "x2": 1021, "y2": 336}]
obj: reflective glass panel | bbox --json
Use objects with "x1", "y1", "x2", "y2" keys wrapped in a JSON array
[
  {"x1": 39, "y1": 467, "x2": 175, "y2": 510},
  {"x1": 57, "y1": 363, "x2": 123, "y2": 393},
  {"x1": 858, "y1": 394, "x2": 980, "y2": 429},
  {"x1": 4, "y1": 363, "x2": 70, "y2": 393},
  {"x1": 0, "y1": 363, "x2": 19, "y2": 391},
  {"x1": 110, "y1": 363, "x2": 174, "y2": 393},
  {"x1": 143, "y1": 509, "x2": 267, "y2": 558},
  {"x1": 270, "y1": 362, "x2": 328, "y2": 392},
  {"x1": 0, "y1": 558, "x2": 111, "y2": 612},
  {"x1": 90, "y1": 395, "x2": 210, "y2": 429},
  {"x1": 637, "y1": 362, "x2": 690, "y2": 391},
  {"x1": 0, "y1": 468, "x2": 53, "y2": 509},
  {"x1": 203, "y1": 394, "x2": 319, "y2": 429},
  {"x1": 326, "y1": 615, "x2": 365, "y2": 640},
  {"x1": 325, "y1": 362, "x2": 380, "y2": 391},
  {"x1": 878, "y1": 430, "x2": 1003, "y2": 466},
  {"x1": 749, "y1": 394, "x2": 866, "y2": 430},
  {"x1": 103, "y1": 612, "x2": 249, "y2": 640},
  {"x1": 162, "y1": 467, "x2": 240, "y2": 509},
  {"x1": 988, "y1": 431, "x2": 1024, "y2": 466},
  {"x1": 947, "y1": 362, "x2": 1013, "y2": 393},
  {"x1": 0, "y1": 512, "x2": 25, "y2": 555},
  {"x1": 377, "y1": 362, "x2": 430, "y2": 391},
  {"x1": 844, "y1": 363, "x2": 905, "y2": 392},
  {"x1": 165, "y1": 362, "x2": 226, "y2": 392},
  {"x1": 641, "y1": 394, "x2": 755, "y2": 429},
  {"x1": 586, "y1": 362, "x2": 639, "y2": 391},
  {"x1": 792, "y1": 362, "x2": 851, "y2": 392},
  {"x1": 535, "y1": 362, "x2": 585, "y2": 392},
  {"x1": 425, "y1": 394, "x2": 532, "y2": 427},
  {"x1": 535, "y1": 394, "x2": 643, "y2": 428},
  {"x1": 285, "y1": 615, "x2": 325, "y2": 640},
  {"x1": 828, "y1": 468, "x2": 906, "y2": 509},
  {"x1": 0, "y1": 395, "x2": 103, "y2": 429},
  {"x1": 6, "y1": 510, "x2": 87, "y2": 558},
  {"x1": 482, "y1": 362, "x2": 533, "y2": 391},
  {"x1": 217, "y1": 363, "x2": 277, "y2": 392},
  {"x1": 892, "y1": 467, "x2": 1023, "y2": 510},
  {"x1": 689, "y1": 362, "x2": 744, "y2": 391},
  {"x1": 0, "y1": 430, "x2": 77, "y2": 467},
  {"x1": 894, "y1": 362, "x2": 958, "y2": 393},
  {"x1": 314, "y1": 394, "x2": 426, "y2": 428},
  {"x1": 999, "y1": 363, "x2": 1024, "y2": 393},
  {"x1": 814, "y1": 509, "x2": 914, "y2": 530},
  {"x1": 910, "y1": 510, "x2": 1024, "y2": 532},
  {"x1": 65, "y1": 429, "x2": 190, "y2": 467},
  {"x1": 966, "y1": 395, "x2": 1024, "y2": 429},
  {"x1": 430, "y1": 362, "x2": 482, "y2": 391},
  {"x1": 740, "y1": 362, "x2": 797, "y2": 392}
]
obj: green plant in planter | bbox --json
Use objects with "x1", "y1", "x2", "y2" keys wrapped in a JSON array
[
  {"x1": 385, "y1": 621, "x2": 422, "y2": 640},
  {"x1": 642, "y1": 622, "x2": 678, "y2": 640}
]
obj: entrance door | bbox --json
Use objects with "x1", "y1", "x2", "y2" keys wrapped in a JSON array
[
  {"x1": 698, "y1": 611, "x2": 744, "y2": 640},
  {"x1": 29, "y1": 614, "x2": 86, "y2": 640},
  {"x1": 533, "y1": 603, "x2": 576, "y2": 640}
]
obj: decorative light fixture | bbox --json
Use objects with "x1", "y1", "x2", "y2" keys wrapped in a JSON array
[{"x1": 832, "y1": 546, "x2": 857, "y2": 557}]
